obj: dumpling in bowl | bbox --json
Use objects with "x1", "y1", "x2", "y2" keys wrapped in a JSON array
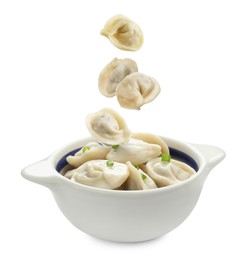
[
  {"x1": 100, "y1": 14, "x2": 144, "y2": 51},
  {"x1": 146, "y1": 157, "x2": 196, "y2": 187},
  {"x1": 106, "y1": 138, "x2": 161, "y2": 165},
  {"x1": 64, "y1": 169, "x2": 75, "y2": 179},
  {"x1": 69, "y1": 160, "x2": 130, "y2": 190},
  {"x1": 98, "y1": 58, "x2": 138, "y2": 97},
  {"x1": 131, "y1": 133, "x2": 169, "y2": 155},
  {"x1": 66, "y1": 142, "x2": 110, "y2": 168},
  {"x1": 86, "y1": 108, "x2": 130, "y2": 145},
  {"x1": 124, "y1": 162, "x2": 157, "y2": 190},
  {"x1": 116, "y1": 72, "x2": 161, "y2": 110}
]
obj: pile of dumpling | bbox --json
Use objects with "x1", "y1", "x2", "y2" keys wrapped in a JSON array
[{"x1": 64, "y1": 108, "x2": 196, "y2": 190}]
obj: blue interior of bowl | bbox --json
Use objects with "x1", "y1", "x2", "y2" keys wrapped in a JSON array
[{"x1": 56, "y1": 147, "x2": 199, "y2": 173}]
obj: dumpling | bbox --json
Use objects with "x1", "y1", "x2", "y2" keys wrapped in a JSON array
[
  {"x1": 146, "y1": 157, "x2": 196, "y2": 187},
  {"x1": 106, "y1": 138, "x2": 161, "y2": 165},
  {"x1": 131, "y1": 133, "x2": 169, "y2": 155},
  {"x1": 64, "y1": 169, "x2": 74, "y2": 179},
  {"x1": 98, "y1": 58, "x2": 138, "y2": 97},
  {"x1": 66, "y1": 142, "x2": 110, "y2": 168},
  {"x1": 86, "y1": 108, "x2": 130, "y2": 145},
  {"x1": 70, "y1": 159, "x2": 130, "y2": 190},
  {"x1": 124, "y1": 161, "x2": 157, "y2": 190},
  {"x1": 116, "y1": 72, "x2": 161, "y2": 110},
  {"x1": 100, "y1": 14, "x2": 144, "y2": 51}
]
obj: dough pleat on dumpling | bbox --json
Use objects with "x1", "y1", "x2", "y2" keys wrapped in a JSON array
[{"x1": 146, "y1": 158, "x2": 196, "y2": 187}]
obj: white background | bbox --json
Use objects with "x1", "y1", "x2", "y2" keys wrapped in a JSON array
[{"x1": 0, "y1": 0, "x2": 244, "y2": 259}]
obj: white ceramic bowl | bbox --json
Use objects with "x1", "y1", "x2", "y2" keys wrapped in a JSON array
[{"x1": 21, "y1": 137, "x2": 225, "y2": 242}]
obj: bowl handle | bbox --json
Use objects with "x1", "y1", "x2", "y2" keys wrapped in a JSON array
[
  {"x1": 192, "y1": 144, "x2": 226, "y2": 170},
  {"x1": 21, "y1": 159, "x2": 59, "y2": 187}
]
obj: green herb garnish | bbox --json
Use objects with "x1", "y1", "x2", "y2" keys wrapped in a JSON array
[
  {"x1": 134, "y1": 165, "x2": 140, "y2": 170},
  {"x1": 141, "y1": 174, "x2": 147, "y2": 180},
  {"x1": 82, "y1": 146, "x2": 90, "y2": 153},
  {"x1": 161, "y1": 153, "x2": 171, "y2": 163},
  {"x1": 106, "y1": 159, "x2": 114, "y2": 167},
  {"x1": 112, "y1": 144, "x2": 119, "y2": 150}
]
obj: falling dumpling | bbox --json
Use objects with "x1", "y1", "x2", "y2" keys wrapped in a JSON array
[
  {"x1": 106, "y1": 138, "x2": 161, "y2": 165},
  {"x1": 86, "y1": 108, "x2": 130, "y2": 145},
  {"x1": 100, "y1": 14, "x2": 144, "y2": 51},
  {"x1": 70, "y1": 160, "x2": 130, "y2": 190},
  {"x1": 98, "y1": 58, "x2": 138, "y2": 97},
  {"x1": 116, "y1": 72, "x2": 161, "y2": 110},
  {"x1": 124, "y1": 161, "x2": 157, "y2": 190},
  {"x1": 146, "y1": 157, "x2": 196, "y2": 187},
  {"x1": 131, "y1": 133, "x2": 169, "y2": 155},
  {"x1": 66, "y1": 142, "x2": 110, "y2": 168}
]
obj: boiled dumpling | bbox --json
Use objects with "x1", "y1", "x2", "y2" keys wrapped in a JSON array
[
  {"x1": 64, "y1": 169, "x2": 74, "y2": 179},
  {"x1": 131, "y1": 133, "x2": 169, "y2": 155},
  {"x1": 124, "y1": 161, "x2": 157, "y2": 190},
  {"x1": 116, "y1": 72, "x2": 161, "y2": 110},
  {"x1": 86, "y1": 108, "x2": 130, "y2": 145},
  {"x1": 100, "y1": 14, "x2": 144, "y2": 51},
  {"x1": 66, "y1": 142, "x2": 110, "y2": 168},
  {"x1": 146, "y1": 158, "x2": 196, "y2": 187},
  {"x1": 106, "y1": 138, "x2": 161, "y2": 165},
  {"x1": 98, "y1": 58, "x2": 138, "y2": 97},
  {"x1": 70, "y1": 159, "x2": 130, "y2": 190}
]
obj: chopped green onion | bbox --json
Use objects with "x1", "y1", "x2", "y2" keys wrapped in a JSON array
[
  {"x1": 141, "y1": 174, "x2": 147, "y2": 180},
  {"x1": 112, "y1": 144, "x2": 119, "y2": 150},
  {"x1": 161, "y1": 153, "x2": 171, "y2": 163},
  {"x1": 82, "y1": 146, "x2": 90, "y2": 153},
  {"x1": 134, "y1": 165, "x2": 140, "y2": 170},
  {"x1": 106, "y1": 159, "x2": 114, "y2": 167}
]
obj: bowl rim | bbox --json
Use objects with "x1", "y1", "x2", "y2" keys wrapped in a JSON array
[{"x1": 48, "y1": 136, "x2": 206, "y2": 195}]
